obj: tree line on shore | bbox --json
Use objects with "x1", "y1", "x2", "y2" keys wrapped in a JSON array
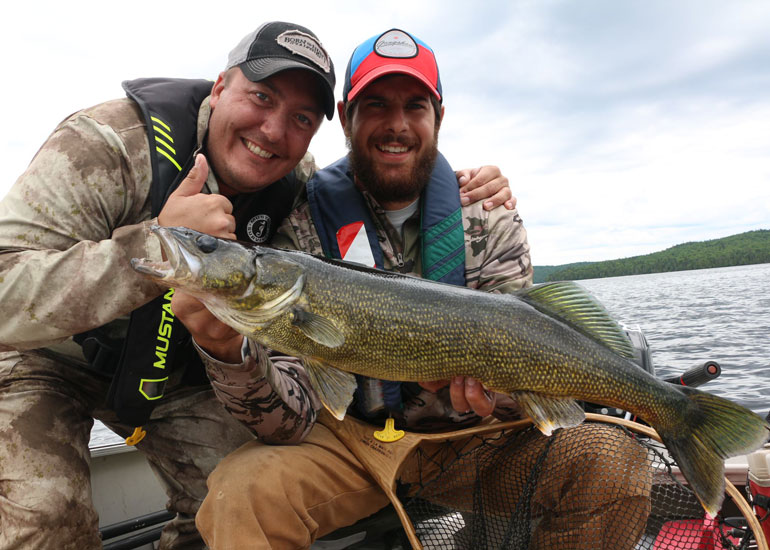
[{"x1": 534, "y1": 229, "x2": 770, "y2": 283}]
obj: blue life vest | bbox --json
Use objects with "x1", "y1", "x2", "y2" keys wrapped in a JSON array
[{"x1": 306, "y1": 153, "x2": 466, "y2": 417}]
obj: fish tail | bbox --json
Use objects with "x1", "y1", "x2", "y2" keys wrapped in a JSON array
[{"x1": 657, "y1": 386, "x2": 769, "y2": 517}]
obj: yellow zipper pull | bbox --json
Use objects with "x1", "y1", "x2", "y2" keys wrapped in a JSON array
[
  {"x1": 125, "y1": 426, "x2": 146, "y2": 446},
  {"x1": 373, "y1": 417, "x2": 405, "y2": 443}
]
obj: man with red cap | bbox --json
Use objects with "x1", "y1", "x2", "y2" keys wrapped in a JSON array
[{"x1": 188, "y1": 28, "x2": 651, "y2": 550}]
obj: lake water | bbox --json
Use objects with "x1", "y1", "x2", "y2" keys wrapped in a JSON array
[
  {"x1": 89, "y1": 262, "x2": 770, "y2": 448},
  {"x1": 578, "y1": 262, "x2": 770, "y2": 416}
]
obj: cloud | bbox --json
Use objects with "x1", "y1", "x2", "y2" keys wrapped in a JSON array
[{"x1": 1, "y1": 0, "x2": 768, "y2": 265}]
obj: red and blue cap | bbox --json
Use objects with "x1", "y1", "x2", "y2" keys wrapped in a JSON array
[{"x1": 342, "y1": 29, "x2": 442, "y2": 104}]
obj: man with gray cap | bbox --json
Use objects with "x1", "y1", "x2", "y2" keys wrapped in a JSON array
[{"x1": 0, "y1": 21, "x2": 511, "y2": 550}]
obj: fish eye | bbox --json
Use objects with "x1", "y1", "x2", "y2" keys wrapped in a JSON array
[{"x1": 196, "y1": 234, "x2": 219, "y2": 253}]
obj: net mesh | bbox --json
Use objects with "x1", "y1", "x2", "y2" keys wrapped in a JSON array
[{"x1": 397, "y1": 421, "x2": 759, "y2": 550}]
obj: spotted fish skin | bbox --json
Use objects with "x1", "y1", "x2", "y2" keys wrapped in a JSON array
[{"x1": 132, "y1": 226, "x2": 770, "y2": 517}]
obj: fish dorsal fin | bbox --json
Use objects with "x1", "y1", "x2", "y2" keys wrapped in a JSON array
[
  {"x1": 304, "y1": 358, "x2": 357, "y2": 420},
  {"x1": 513, "y1": 391, "x2": 585, "y2": 436},
  {"x1": 291, "y1": 307, "x2": 345, "y2": 348},
  {"x1": 518, "y1": 282, "x2": 635, "y2": 359}
]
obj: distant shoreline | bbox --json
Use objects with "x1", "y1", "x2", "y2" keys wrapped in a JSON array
[{"x1": 534, "y1": 229, "x2": 770, "y2": 283}]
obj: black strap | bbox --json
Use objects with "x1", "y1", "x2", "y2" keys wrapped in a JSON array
[
  {"x1": 122, "y1": 78, "x2": 213, "y2": 217},
  {"x1": 73, "y1": 329, "x2": 122, "y2": 377},
  {"x1": 105, "y1": 289, "x2": 205, "y2": 427}
]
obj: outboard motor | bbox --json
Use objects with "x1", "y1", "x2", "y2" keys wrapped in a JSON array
[{"x1": 624, "y1": 323, "x2": 655, "y2": 376}]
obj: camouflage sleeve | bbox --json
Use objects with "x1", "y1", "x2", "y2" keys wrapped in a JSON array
[
  {"x1": 272, "y1": 195, "x2": 324, "y2": 255},
  {"x1": 491, "y1": 394, "x2": 527, "y2": 422},
  {"x1": 463, "y1": 204, "x2": 534, "y2": 293},
  {"x1": 200, "y1": 339, "x2": 321, "y2": 444},
  {"x1": 291, "y1": 151, "x2": 319, "y2": 192},
  {"x1": 0, "y1": 102, "x2": 162, "y2": 350}
]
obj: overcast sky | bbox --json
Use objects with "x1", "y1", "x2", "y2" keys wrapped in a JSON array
[{"x1": 2, "y1": 0, "x2": 768, "y2": 265}]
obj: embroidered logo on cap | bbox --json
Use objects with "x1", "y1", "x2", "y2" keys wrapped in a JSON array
[
  {"x1": 276, "y1": 30, "x2": 331, "y2": 73},
  {"x1": 374, "y1": 30, "x2": 418, "y2": 58}
]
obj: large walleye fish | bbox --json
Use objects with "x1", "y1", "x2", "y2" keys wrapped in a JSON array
[{"x1": 133, "y1": 226, "x2": 768, "y2": 516}]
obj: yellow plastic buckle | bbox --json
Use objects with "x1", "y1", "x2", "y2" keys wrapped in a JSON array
[
  {"x1": 125, "y1": 426, "x2": 146, "y2": 446},
  {"x1": 373, "y1": 417, "x2": 405, "y2": 443}
]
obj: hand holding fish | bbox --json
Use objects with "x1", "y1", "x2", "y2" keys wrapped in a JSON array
[
  {"x1": 420, "y1": 377, "x2": 497, "y2": 417},
  {"x1": 157, "y1": 154, "x2": 236, "y2": 239},
  {"x1": 456, "y1": 165, "x2": 516, "y2": 211},
  {"x1": 171, "y1": 291, "x2": 244, "y2": 364}
]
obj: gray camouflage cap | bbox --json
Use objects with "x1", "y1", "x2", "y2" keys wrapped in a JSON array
[{"x1": 226, "y1": 22, "x2": 336, "y2": 119}]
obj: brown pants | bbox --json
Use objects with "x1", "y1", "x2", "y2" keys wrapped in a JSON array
[
  {"x1": 196, "y1": 420, "x2": 652, "y2": 550},
  {"x1": 0, "y1": 350, "x2": 255, "y2": 550}
]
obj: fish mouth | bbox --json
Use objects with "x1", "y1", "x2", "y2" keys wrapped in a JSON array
[{"x1": 130, "y1": 226, "x2": 200, "y2": 282}]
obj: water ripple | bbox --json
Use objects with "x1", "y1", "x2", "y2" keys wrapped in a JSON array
[{"x1": 581, "y1": 263, "x2": 770, "y2": 415}]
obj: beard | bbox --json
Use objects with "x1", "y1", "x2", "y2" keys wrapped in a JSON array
[{"x1": 347, "y1": 130, "x2": 439, "y2": 205}]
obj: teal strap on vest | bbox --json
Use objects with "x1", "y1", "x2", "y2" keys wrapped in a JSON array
[{"x1": 420, "y1": 153, "x2": 465, "y2": 284}]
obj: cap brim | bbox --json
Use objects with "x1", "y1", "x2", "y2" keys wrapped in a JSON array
[
  {"x1": 346, "y1": 64, "x2": 441, "y2": 103},
  {"x1": 240, "y1": 58, "x2": 335, "y2": 120}
]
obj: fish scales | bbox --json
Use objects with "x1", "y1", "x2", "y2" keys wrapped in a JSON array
[
  {"x1": 281, "y1": 255, "x2": 664, "y2": 413},
  {"x1": 132, "y1": 226, "x2": 770, "y2": 517}
]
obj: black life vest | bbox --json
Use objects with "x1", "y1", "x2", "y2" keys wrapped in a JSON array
[{"x1": 77, "y1": 78, "x2": 301, "y2": 428}]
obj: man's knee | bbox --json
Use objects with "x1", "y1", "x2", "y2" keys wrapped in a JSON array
[
  {"x1": 548, "y1": 423, "x2": 652, "y2": 494},
  {"x1": 198, "y1": 442, "x2": 323, "y2": 549},
  {"x1": 206, "y1": 442, "x2": 293, "y2": 504},
  {"x1": 0, "y1": 479, "x2": 100, "y2": 549}
]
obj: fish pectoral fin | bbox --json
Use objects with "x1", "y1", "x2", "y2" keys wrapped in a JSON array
[
  {"x1": 513, "y1": 391, "x2": 585, "y2": 436},
  {"x1": 304, "y1": 358, "x2": 356, "y2": 420},
  {"x1": 291, "y1": 307, "x2": 345, "y2": 348}
]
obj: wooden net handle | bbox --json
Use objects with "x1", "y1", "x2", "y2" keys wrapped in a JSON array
[{"x1": 319, "y1": 411, "x2": 767, "y2": 550}]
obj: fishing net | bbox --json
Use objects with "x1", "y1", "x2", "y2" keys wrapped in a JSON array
[{"x1": 392, "y1": 419, "x2": 763, "y2": 550}]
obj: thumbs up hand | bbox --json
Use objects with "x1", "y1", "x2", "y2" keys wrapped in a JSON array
[{"x1": 157, "y1": 154, "x2": 236, "y2": 239}]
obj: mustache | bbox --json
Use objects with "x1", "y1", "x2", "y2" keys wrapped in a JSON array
[{"x1": 371, "y1": 133, "x2": 418, "y2": 148}]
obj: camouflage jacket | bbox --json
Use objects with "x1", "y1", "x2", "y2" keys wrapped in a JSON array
[
  {"x1": 202, "y1": 181, "x2": 534, "y2": 442},
  {"x1": 0, "y1": 92, "x2": 319, "y2": 442}
]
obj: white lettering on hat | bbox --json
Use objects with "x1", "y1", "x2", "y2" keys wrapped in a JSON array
[
  {"x1": 276, "y1": 30, "x2": 331, "y2": 73},
  {"x1": 374, "y1": 30, "x2": 418, "y2": 58}
]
